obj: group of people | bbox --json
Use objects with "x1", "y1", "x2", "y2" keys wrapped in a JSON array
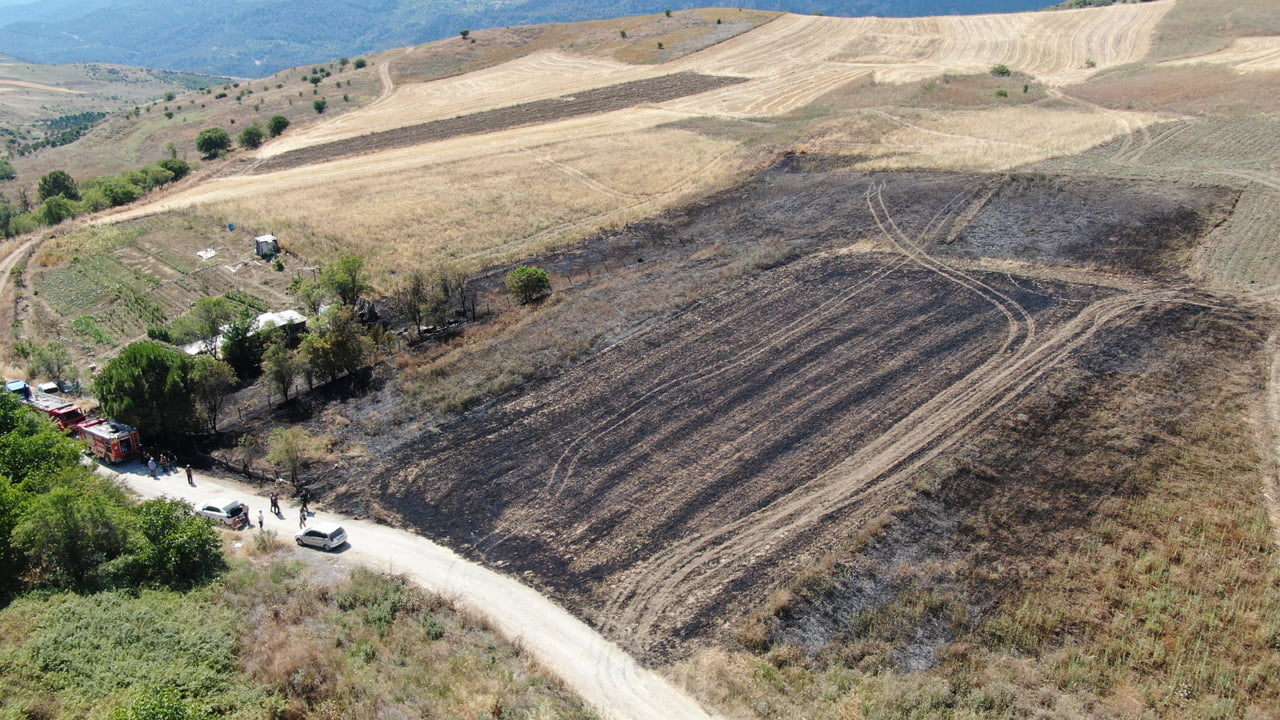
[{"x1": 143, "y1": 450, "x2": 190, "y2": 484}]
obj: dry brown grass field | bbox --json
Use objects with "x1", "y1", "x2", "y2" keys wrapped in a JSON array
[{"x1": 6, "y1": 0, "x2": 1280, "y2": 718}]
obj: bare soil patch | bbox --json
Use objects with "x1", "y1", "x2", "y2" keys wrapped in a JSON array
[{"x1": 253, "y1": 73, "x2": 745, "y2": 174}]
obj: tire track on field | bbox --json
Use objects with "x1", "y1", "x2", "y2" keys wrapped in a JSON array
[
  {"x1": 602, "y1": 285, "x2": 1186, "y2": 650},
  {"x1": 544, "y1": 183, "x2": 982, "y2": 499},
  {"x1": 597, "y1": 183, "x2": 1187, "y2": 650}
]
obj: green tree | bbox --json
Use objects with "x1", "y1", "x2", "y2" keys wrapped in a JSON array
[
  {"x1": 195, "y1": 127, "x2": 231, "y2": 159},
  {"x1": 94, "y1": 341, "x2": 196, "y2": 440},
  {"x1": 39, "y1": 195, "x2": 76, "y2": 225},
  {"x1": 28, "y1": 341, "x2": 73, "y2": 380},
  {"x1": 13, "y1": 485, "x2": 131, "y2": 590},
  {"x1": 299, "y1": 305, "x2": 370, "y2": 384},
  {"x1": 191, "y1": 296, "x2": 236, "y2": 356},
  {"x1": 267, "y1": 115, "x2": 290, "y2": 137},
  {"x1": 459, "y1": 29, "x2": 470, "y2": 39},
  {"x1": 353, "y1": 58, "x2": 367, "y2": 69},
  {"x1": 129, "y1": 497, "x2": 225, "y2": 589},
  {"x1": 263, "y1": 338, "x2": 300, "y2": 402},
  {"x1": 157, "y1": 158, "x2": 191, "y2": 181},
  {"x1": 219, "y1": 315, "x2": 262, "y2": 381},
  {"x1": 313, "y1": 98, "x2": 327, "y2": 114},
  {"x1": 37, "y1": 170, "x2": 80, "y2": 201},
  {"x1": 0, "y1": 481, "x2": 26, "y2": 601},
  {"x1": 504, "y1": 265, "x2": 551, "y2": 304},
  {"x1": 386, "y1": 269, "x2": 439, "y2": 336},
  {"x1": 288, "y1": 275, "x2": 326, "y2": 314},
  {"x1": 96, "y1": 176, "x2": 142, "y2": 207},
  {"x1": 237, "y1": 124, "x2": 265, "y2": 150},
  {"x1": 189, "y1": 356, "x2": 236, "y2": 432},
  {"x1": 0, "y1": 158, "x2": 15, "y2": 181},
  {"x1": 320, "y1": 255, "x2": 372, "y2": 306},
  {"x1": 991, "y1": 63, "x2": 1012, "y2": 77}
]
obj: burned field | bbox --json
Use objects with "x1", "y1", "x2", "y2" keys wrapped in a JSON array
[{"x1": 321, "y1": 161, "x2": 1261, "y2": 663}]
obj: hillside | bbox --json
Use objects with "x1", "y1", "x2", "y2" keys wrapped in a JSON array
[
  {"x1": 0, "y1": 0, "x2": 1053, "y2": 77},
  {"x1": 2, "y1": 0, "x2": 1280, "y2": 718}
]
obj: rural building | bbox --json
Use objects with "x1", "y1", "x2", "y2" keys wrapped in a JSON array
[
  {"x1": 254, "y1": 234, "x2": 280, "y2": 258},
  {"x1": 181, "y1": 309, "x2": 307, "y2": 356}
]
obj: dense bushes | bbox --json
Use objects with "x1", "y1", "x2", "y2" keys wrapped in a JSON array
[{"x1": 0, "y1": 391, "x2": 225, "y2": 602}]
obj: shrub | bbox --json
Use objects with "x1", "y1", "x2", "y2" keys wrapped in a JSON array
[
  {"x1": 504, "y1": 266, "x2": 551, "y2": 305},
  {"x1": 267, "y1": 115, "x2": 290, "y2": 137},
  {"x1": 995, "y1": 89, "x2": 1009, "y2": 97},
  {"x1": 238, "y1": 124, "x2": 265, "y2": 149},
  {"x1": 990, "y1": 64, "x2": 1012, "y2": 77},
  {"x1": 0, "y1": 157, "x2": 15, "y2": 181},
  {"x1": 353, "y1": 58, "x2": 366, "y2": 69},
  {"x1": 38, "y1": 169, "x2": 80, "y2": 201},
  {"x1": 313, "y1": 98, "x2": 327, "y2": 114}
]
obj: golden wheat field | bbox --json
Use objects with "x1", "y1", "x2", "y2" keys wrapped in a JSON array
[{"x1": 106, "y1": 1, "x2": 1187, "y2": 276}]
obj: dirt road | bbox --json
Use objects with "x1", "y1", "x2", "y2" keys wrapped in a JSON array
[{"x1": 102, "y1": 461, "x2": 720, "y2": 720}]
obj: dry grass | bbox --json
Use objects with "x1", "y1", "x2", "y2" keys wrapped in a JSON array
[
  {"x1": 171, "y1": 127, "x2": 740, "y2": 278},
  {"x1": 222, "y1": 561, "x2": 597, "y2": 719},
  {"x1": 1069, "y1": 63, "x2": 1280, "y2": 115}
]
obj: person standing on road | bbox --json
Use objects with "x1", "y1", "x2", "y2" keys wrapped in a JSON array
[
  {"x1": 299, "y1": 509, "x2": 307, "y2": 529},
  {"x1": 269, "y1": 491, "x2": 280, "y2": 515},
  {"x1": 185, "y1": 464, "x2": 194, "y2": 485},
  {"x1": 147, "y1": 457, "x2": 157, "y2": 479},
  {"x1": 258, "y1": 510, "x2": 265, "y2": 529}
]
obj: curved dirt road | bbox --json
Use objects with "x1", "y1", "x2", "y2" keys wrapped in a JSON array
[{"x1": 104, "y1": 462, "x2": 720, "y2": 720}]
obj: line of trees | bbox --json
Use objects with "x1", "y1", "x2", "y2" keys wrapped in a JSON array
[{"x1": 1, "y1": 160, "x2": 190, "y2": 238}]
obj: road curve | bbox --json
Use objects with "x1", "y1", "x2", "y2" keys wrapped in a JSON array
[{"x1": 103, "y1": 461, "x2": 720, "y2": 720}]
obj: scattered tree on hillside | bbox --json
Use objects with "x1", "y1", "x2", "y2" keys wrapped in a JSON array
[
  {"x1": 386, "y1": 269, "x2": 450, "y2": 337},
  {"x1": 189, "y1": 356, "x2": 237, "y2": 432},
  {"x1": 320, "y1": 255, "x2": 372, "y2": 307},
  {"x1": 991, "y1": 64, "x2": 1012, "y2": 77},
  {"x1": 195, "y1": 127, "x2": 231, "y2": 159},
  {"x1": 299, "y1": 305, "x2": 370, "y2": 385},
  {"x1": 313, "y1": 98, "x2": 327, "y2": 114},
  {"x1": 263, "y1": 337, "x2": 300, "y2": 402},
  {"x1": 37, "y1": 170, "x2": 80, "y2": 202},
  {"x1": 267, "y1": 426, "x2": 320, "y2": 487},
  {"x1": 237, "y1": 124, "x2": 265, "y2": 149},
  {"x1": 12, "y1": 486, "x2": 131, "y2": 590},
  {"x1": 267, "y1": 115, "x2": 290, "y2": 137},
  {"x1": 0, "y1": 158, "x2": 15, "y2": 181},
  {"x1": 353, "y1": 58, "x2": 367, "y2": 69},
  {"x1": 505, "y1": 265, "x2": 551, "y2": 305},
  {"x1": 157, "y1": 158, "x2": 191, "y2": 181},
  {"x1": 459, "y1": 29, "x2": 470, "y2": 39},
  {"x1": 287, "y1": 276, "x2": 326, "y2": 315}
]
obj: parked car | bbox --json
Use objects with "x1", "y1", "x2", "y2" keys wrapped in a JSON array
[
  {"x1": 195, "y1": 499, "x2": 248, "y2": 529},
  {"x1": 295, "y1": 523, "x2": 347, "y2": 551}
]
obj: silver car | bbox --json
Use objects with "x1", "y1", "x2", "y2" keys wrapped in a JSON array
[
  {"x1": 295, "y1": 523, "x2": 347, "y2": 551},
  {"x1": 194, "y1": 499, "x2": 248, "y2": 528}
]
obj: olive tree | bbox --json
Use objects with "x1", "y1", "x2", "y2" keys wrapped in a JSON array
[
  {"x1": 505, "y1": 265, "x2": 551, "y2": 304},
  {"x1": 195, "y1": 127, "x2": 231, "y2": 158}
]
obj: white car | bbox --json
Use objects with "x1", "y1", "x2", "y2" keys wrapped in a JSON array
[
  {"x1": 194, "y1": 499, "x2": 248, "y2": 528},
  {"x1": 295, "y1": 523, "x2": 348, "y2": 551}
]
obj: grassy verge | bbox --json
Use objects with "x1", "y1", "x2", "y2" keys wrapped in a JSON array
[{"x1": 0, "y1": 536, "x2": 597, "y2": 720}]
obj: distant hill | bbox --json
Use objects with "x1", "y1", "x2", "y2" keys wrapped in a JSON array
[{"x1": 0, "y1": 0, "x2": 1052, "y2": 77}]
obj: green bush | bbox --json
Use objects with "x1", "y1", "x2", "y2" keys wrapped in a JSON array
[
  {"x1": 267, "y1": 115, "x2": 290, "y2": 137},
  {"x1": 238, "y1": 124, "x2": 265, "y2": 149},
  {"x1": 313, "y1": 98, "x2": 327, "y2": 114},
  {"x1": 504, "y1": 266, "x2": 551, "y2": 305},
  {"x1": 990, "y1": 64, "x2": 1012, "y2": 77}
]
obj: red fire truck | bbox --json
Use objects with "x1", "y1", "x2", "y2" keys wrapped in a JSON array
[
  {"x1": 27, "y1": 389, "x2": 87, "y2": 432},
  {"x1": 77, "y1": 418, "x2": 141, "y2": 464}
]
